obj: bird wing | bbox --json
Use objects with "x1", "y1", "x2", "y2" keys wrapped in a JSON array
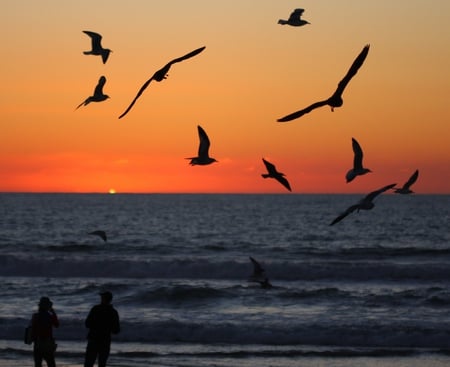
[
  {"x1": 330, "y1": 204, "x2": 359, "y2": 225},
  {"x1": 83, "y1": 31, "x2": 102, "y2": 50},
  {"x1": 89, "y1": 230, "x2": 107, "y2": 242},
  {"x1": 365, "y1": 183, "x2": 396, "y2": 202},
  {"x1": 249, "y1": 256, "x2": 265, "y2": 276},
  {"x1": 118, "y1": 76, "x2": 155, "y2": 119},
  {"x1": 262, "y1": 158, "x2": 277, "y2": 175},
  {"x1": 277, "y1": 100, "x2": 329, "y2": 122},
  {"x1": 288, "y1": 8, "x2": 304, "y2": 21},
  {"x1": 332, "y1": 44, "x2": 370, "y2": 98},
  {"x1": 275, "y1": 175, "x2": 292, "y2": 192},
  {"x1": 351, "y1": 137, "x2": 364, "y2": 170},
  {"x1": 167, "y1": 46, "x2": 206, "y2": 66},
  {"x1": 402, "y1": 169, "x2": 419, "y2": 189},
  {"x1": 93, "y1": 76, "x2": 107, "y2": 97},
  {"x1": 197, "y1": 125, "x2": 211, "y2": 158}
]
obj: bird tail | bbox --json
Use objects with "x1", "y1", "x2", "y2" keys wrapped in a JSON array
[
  {"x1": 261, "y1": 174, "x2": 270, "y2": 179},
  {"x1": 278, "y1": 19, "x2": 288, "y2": 25}
]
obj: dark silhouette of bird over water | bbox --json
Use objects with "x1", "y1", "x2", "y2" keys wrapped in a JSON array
[
  {"x1": 394, "y1": 169, "x2": 419, "y2": 194},
  {"x1": 76, "y1": 76, "x2": 109, "y2": 110},
  {"x1": 249, "y1": 256, "x2": 266, "y2": 281},
  {"x1": 278, "y1": 8, "x2": 310, "y2": 27},
  {"x1": 88, "y1": 230, "x2": 107, "y2": 242},
  {"x1": 248, "y1": 257, "x2": 273, "y2": 289},
  {"x1": 82, "y1": 31, "x2": 112, "y2": 64},
  {"x1": 118, "y1": 46, "x2": 206, "y2": 119},
  {"x1": 186, "y1": 125, "x2": 217, "y2": 165},
  {"x1": 261, "y1": 158, "x2": 292, "y2": 192},
  {"x1": 330, "y1": 183, "x2": 396, "y2": 225},
  {"x1": 277, "y1": 44, "x2": 370, "y2": 122},
  {"x1": 346, "y1": 137, "x2": 372, "y2": 183}
]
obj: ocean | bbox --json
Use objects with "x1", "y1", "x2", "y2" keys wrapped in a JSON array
[{"x1": 0, "y1": 193, "x2": 449, "y2": 367}]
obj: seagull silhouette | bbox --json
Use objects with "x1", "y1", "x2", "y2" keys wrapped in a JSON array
[
  {"x1": 118, "y1": 46, "x2": 206, "y2": 119},
  {"x1": 346, "y1": 138, "x2": 372, "y2": 183},
  {"x1": 394, "y1": 169, "x2": 419, "y2": 194},
  {"x1": 76, "y1": 76, "x2": 109, "y2": 110},
  {"x1": 261, "y1": 158, "x2": 292, "y2": 192},
  {"x1": 248, "y1": 257, "x2": 273, "y2": 288},
  {"x1": 277, "y1": 44, "x2": 370, "y2": 122},
  {"x1": 330, "y1": 183, "x2": 396, "y2": 225},
  {"x1": 186, "y1": 125, "x2": 217, "y2": 165},
  {"x1": 88, "y1": 230, "x2": 107, "y2": 242},
  {"x1": 249, "y1": 256, "x2": 266, "y2": 280},
  {"x1": 278, "y1": 8, "x2": 310, "y2": 27},
  {"x1": 82, "y1": 31, "x2": 112, "y2": 64}
]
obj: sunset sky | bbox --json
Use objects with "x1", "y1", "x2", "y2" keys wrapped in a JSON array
[{"x1": 1, "y1": 1, "x2": 449, "y2": 193}]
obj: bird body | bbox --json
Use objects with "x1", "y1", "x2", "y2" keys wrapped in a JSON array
[
  {"x1": 346, "y1": 137, "x2": 371, "y2": 183},
  {"x1": 261, "y1": 158, "x2": 291, "y2": 191},
  {"x1": 330, "y1": 183, "x2": 396, "y2": 225},
  {"x1": 83, "y1": 31, "x2": 112, "y2": 64},
  {"x1": 277, "y1": 44, "x2": 370, "y2": 122},
  {"x1": 278, "y1": 8, "x2": 310, "y2": 27},
  {"x1": 394, "y1": 169, "x2": 419, "y2": 194},
  {"x1": 118, "y1": 46, "x2": 206, "y2": 119},
  {"x1": 76, "y1": 76, "x2": 109, "y2": 109},
  {"x1": 186, "y1": 125, "x2": 217, "y2": 165}
]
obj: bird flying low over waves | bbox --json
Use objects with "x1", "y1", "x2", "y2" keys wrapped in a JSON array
[
  {"x1": 278, "y1": 8, "x2": 310, "y2": 27},
  {"x1": 186, "y1": 125, "x2": 217, "y2": 165},
  {"x1": 261, "y1": 158, "x2": 291, "y2": 192},
  {"x1": 118, "y1": 46, "x2": 206, "y2": 119},
  {"x1": 248, "y1": 257, "x2": 273, "y2": 289},
  {"x1": 88, "y1": 230, "x2": 107, "y2": 242},
  {"x1": 76, "y1": 76, "x2": 109, "y2": 110},
  {"x1": 330, "y1": 183, "x2": 396, "y2": 225},
  {"x1": 277, "y1": 44, "x2": 370, "y2": 122},
  {"x1": 394, "y1": 169, "x2": 419, "y2": 194},
  {"x1": 346, "y1": 138, "x2": 372, "y2": 183},
  {"x1": 82, "y1": 31, "x2": 112, "y2": 64}
]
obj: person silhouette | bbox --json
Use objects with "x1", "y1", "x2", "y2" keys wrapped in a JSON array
[
  {"x1": 31, "y1": 297, "x2": 59, "y2": 367},
  {"x1": 84, "y1": 291, "x2": 120, "y2": 367}
]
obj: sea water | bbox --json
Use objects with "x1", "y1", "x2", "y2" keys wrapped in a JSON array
[{"x1": 0, "y1": 193, "x2": 449, "y2": 367}]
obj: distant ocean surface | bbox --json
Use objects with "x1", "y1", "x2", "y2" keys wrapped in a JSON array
[{"x1": 0, "y1": 193, "x2": 449, "y2": 367}]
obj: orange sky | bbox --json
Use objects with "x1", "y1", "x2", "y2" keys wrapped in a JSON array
[{"x1": 1, "y1": 1, "x2": 449, "y2": 193}]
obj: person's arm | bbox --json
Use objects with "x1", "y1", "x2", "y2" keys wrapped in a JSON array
[
  {"x1": 112, "y1": 309, "x2": 120, "y2": 334},
  {"x1": 85, "y1": 308, "x2": 93, "y2": 328},
  {"x1": 49, "y1": 308, "x2": 59, "y2": 328}
]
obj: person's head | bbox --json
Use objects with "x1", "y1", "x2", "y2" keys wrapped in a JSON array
[
  {"x1": 99, "y1": 291, "x2": 113, "y2": 304},
  {"x1": 38, "y1": 297, "x2": 53, "y2": 311}
]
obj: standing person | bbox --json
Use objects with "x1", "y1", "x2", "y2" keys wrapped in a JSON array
[
  {"x1": 31, "y1": 297, "x2": 59, "y2": 367},
  {"x1": 84, "y1": 291, "x2": 120, "y2": 367}
]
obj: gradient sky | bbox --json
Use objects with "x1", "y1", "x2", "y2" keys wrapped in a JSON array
[{"x1": 1, "y1": 1, "x2": 449, "y2": 193}]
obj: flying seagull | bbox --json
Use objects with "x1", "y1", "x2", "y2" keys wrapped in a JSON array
[
  {"x1": 88, "y1": 230, "x2": 107, "y2": 242},
  {"x1": 394, "y1": 169, "x2": 419, "y2": 194},
  {"x1": 346, "y1": 138, "x2": 372, "y2": 183},
  {"x1": 186, "y1": 125, "x2": 217, "y2": 165},
  {"x1": 278, "y1": 8, "x2": 310, "y2": 27},
  {"x1": 277, "y1": 44, "x2": 370, "y2": 122},
  {"x1": 82, "y1": 31, "x2": 112, "y2": 64},
  {"x1": 248, "y1": 257, "x2": 273, "y2": 288},
  {"x1": 261, "y1": 158, "x2": 292, "y2": 192},
  {"x1": 76, "y1": 76, "x2": 109, "y2": 110},
  {"x1": 249, "y1": 256, "x2": 266, "y2": 281},
  {"x1": 330, "y1": 183, "x2": 396, "y2": 225},
  {"x1": 118, "y1": 46, "x2": 206, "y2": 119}
]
